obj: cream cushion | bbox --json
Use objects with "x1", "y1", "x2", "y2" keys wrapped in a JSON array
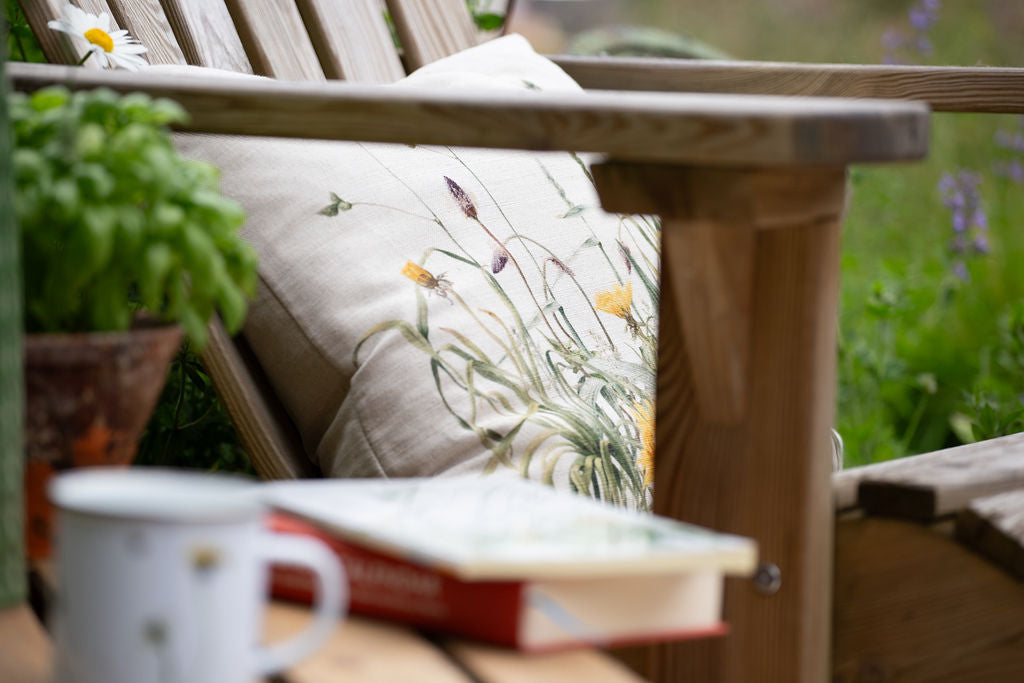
[{"x1": 174, "y1": 35, "x2": 659, "y2": 510}]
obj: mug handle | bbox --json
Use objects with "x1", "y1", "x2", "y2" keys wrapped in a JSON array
[{"x1": 255, "y1": 531, "x2": 347, "y2": 675}]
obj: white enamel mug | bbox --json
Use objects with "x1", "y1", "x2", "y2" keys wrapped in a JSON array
[{"x1": 49, "y1": 468, "x2": 346, "y2": 683}]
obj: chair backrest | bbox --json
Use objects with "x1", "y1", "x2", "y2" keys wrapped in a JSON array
[{"x1": 20, "y1": 0, "x2": 483, "y2": 479}]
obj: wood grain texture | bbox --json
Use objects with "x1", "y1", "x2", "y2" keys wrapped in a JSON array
[
  {"x1": 265, "y1": 603, "x2": 471, "y2": 682},
  {"x1": 104, "y1": 0, "x2": 187, "y2": 65},
  {"x1": 158, "y1": 0, "x2": 252, "y2": 72},
  {"x1": 594, "y1": 164, "x2": 846, "y2": 683},
  {"x1": 834, "y1": 517, "x2": 1024, "y2": 682},
  {"x1": 552, "y1": 56, "x2": 1024, "y2": 114},
  {"x1": 662, "y1": 220, "x2": 753, "y2": 422},
  {"x1": 0, "y1": 604, "x2": 52, "y2": 683},
  {"x1": 386, "y1": 0, "x2": 478, "y2": 70},
  {"x1": 222, "y1": 0, "x2": 325, "y2": 80},
  {"x1": 8, "y1": 63, "x2": 931, "y2": 167},
  {"x1": 201, "y1": 319, "x2": 317, "y2": 480},
  {"x1": 295, "y1": 0, "x2": 404, "y2": 82},
  {"x1": 443, "y1": 640, "x2": 648, "y2": 683},
  {"x1": 955, "y1": 488, "x2": 1024, "y2": 581},
  {"x1": 852, "y1": 432, "x2": 1024, "y2": 521}
]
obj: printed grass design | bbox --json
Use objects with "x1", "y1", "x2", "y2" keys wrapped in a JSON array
[{"x1": 331, "y1": 148, "x2": 659, "y2": 510}]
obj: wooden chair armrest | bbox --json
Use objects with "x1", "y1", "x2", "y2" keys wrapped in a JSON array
[
  {"x1": 832, "y1": 432, "x2": 1024, "y2": 515},
  {"x1": 552, "y1": 56, "x2": 1024, "y2": 114},
  {"x1": 7, "y1": 62, "x2": 928, "y2": 167}
]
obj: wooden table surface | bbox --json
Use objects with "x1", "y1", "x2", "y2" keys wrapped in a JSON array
[
  {"x1": 265, "y1": 602, "x2": 645, "y2": 683},
  {"x1": 1, "y1": 598, "x2": 644, "y2": 683}
]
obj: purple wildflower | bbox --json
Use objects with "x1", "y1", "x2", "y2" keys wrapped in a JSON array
[
  {"x1": 444, "y1": 176, "x2": 478, "y2": 220},
  {"x1": 939, "y1": 170, "x2": 990, "y2": 278},
  {"x1": 882, "y1": 0, "x2": 940, "y2": 64},
  {"x1": 994, "y1": 117, "x2": 1024, "y2": 185},
  {"x1": 491, "y1": 246, "x2": 509, "y2": 274},
  {"x1": 618, "y1": 243, "x2": 632, "y2": 274}
]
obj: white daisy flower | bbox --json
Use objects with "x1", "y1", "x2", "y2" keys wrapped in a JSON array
[{"x1": 47, "y1": 4, "x2": 148, "y2": 71}]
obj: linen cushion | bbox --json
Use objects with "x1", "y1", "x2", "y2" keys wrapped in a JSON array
[{"x1": 174, "y1": 35, "x2": 659, "y2": 510}]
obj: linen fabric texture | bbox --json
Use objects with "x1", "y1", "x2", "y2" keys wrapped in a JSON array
[{"x1": 174, "y1": 35, "x2": 659, "y2": 510}]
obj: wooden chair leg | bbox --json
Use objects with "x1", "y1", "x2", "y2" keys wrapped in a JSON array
[{"x1": 595, "y1": 163, "x2": 847, "y2": 683}]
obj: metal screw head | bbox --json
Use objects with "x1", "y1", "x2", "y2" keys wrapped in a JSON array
[{"x1": 753, "y1": 563, "x2": 782, "y2": 595}]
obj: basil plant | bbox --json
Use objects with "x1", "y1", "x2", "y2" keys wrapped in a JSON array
[{"x1": 10, "y1": 86, "x2": 256, "y2": 346}]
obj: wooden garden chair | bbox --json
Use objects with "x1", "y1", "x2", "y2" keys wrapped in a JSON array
[{"x1": 10, "y1": 1, "x2": 1024, "y2": 681}]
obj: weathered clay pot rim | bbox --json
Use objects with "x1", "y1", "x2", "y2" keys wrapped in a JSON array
[{"x1": 25, "y1": 321, "x2": 183, "y2": 351}]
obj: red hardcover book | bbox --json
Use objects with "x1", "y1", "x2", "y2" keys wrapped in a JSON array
[{"x1": 264, "y1": 476, "x2": 756, "y2": 652}]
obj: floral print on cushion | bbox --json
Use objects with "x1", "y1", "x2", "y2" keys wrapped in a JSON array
[{"x1": 319, "y1": 148, "x2": 659, "y2": 510}]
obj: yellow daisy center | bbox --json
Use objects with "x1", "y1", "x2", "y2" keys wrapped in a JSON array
[{"x1": 84, "y1": 28, "x2": 114, "y2": 52}]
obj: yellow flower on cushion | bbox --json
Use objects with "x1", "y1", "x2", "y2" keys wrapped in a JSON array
[
  {"x1": 400, "y1": 260, "x2": 453, "y2": 300},
  {"x1": 48, "y1": 4, "x2": 148, "y2": 71},
  {"x1": 632, "y1": 400, "x2": 655, "y2": 488},
  {"x1": 594, "y1": 282, "x2": 632, "y2": 319}
]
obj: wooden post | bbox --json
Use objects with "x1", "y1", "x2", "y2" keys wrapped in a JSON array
[{"x1": 595, "y1": 164, "x2": 846, "y2": 683}]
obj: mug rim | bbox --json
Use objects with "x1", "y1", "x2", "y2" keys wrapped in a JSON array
[{"x1": 50, "y1": 467, "x2": 264, "y2": 524}]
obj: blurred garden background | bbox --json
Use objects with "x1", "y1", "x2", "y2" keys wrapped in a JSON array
[{"x1": 8, "y1": 0, "x2": 1024, "y2": 470}]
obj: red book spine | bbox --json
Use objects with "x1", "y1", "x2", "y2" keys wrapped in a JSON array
[{"x1": 267, "y1": 513, "x2": 524, "y2": 647}]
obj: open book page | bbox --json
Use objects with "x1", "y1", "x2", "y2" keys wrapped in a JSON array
[{"x1": 264, "y1": 475, "x2": 756, "y2": 580}]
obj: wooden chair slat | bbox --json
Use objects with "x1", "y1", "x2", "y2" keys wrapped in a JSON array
[
  {"x1": 294, "y1": 0, "x2": 405, "y2": 83},
  {"x1": 223, "y1": 0, "x2": 325, "y2": 81},
  {"x1": 386, "y1": 0, "x2": 478, "y2": 70},
  {"x1": 955, "y1": 488, "x2": 1024, "y2": 581},
  {"x1": 103, "y1": 0, "x2": 187, "y2": 65},
  {"x1": 158, "y1": 0, "x2": 253, "y2": 73},
  {"x1": 835, "y1": 517, "x2": 1024, "y2": 682},
  {"x1": 202, "y1": 319, "x2": 317, "y2": 480},
  {"x1": 853, "y1": 432, "x2": 1024, "y2": 521}
]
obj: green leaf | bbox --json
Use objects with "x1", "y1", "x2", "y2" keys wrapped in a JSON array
[
  {"x1": 559, "y1": 205, "x2": 585, "y2": 219},
  {"x1": 472, "y1": 12, "x2": 505, "y2": 31},
  {"x1": 140, "y1": 243, "x2": 174, "y2": 311}
]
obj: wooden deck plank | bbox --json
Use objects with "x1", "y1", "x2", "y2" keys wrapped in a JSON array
[
  {"x1": 266, "y1": 602, "x2": 471, "y2": 683},
  {"x1": 7, "y1": 62, "x2": 929, "y2": 167},
  {"x1": 552, "y1": 57, "x2": 1024, "y2": 114},
  {"x1": 0, "y1": 604, "x2": 53, "y2": 683},
  {"x1": 956, "y1": 488, "x2": 1024, "y2": 582},
  {"x1": 850, "y1": 433, "x2": 1024, "y2": 520},
  {"x1": 444, "y1": 640, "x2": 648, "y2": 683}
]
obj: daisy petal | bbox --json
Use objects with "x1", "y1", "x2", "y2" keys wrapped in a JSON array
[{"x1": 115, "y1": 43, "x2": 148, "y2": 54}]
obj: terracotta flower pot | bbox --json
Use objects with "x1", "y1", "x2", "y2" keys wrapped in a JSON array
[{"x1": 23, "y1": 322, "x2": 183, "y2": 559}]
